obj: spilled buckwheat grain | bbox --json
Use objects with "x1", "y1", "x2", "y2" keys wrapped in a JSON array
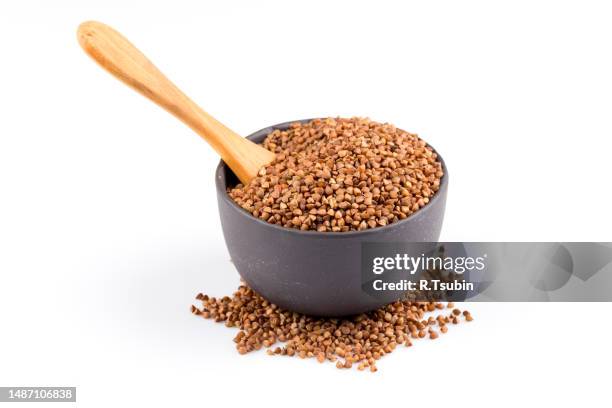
[
  {"x1": 228, "y1": 117, "x2": 443, "y2": 232},
  {"x1": 192, "y1": 284, "x2": 472, "y2": 371}
]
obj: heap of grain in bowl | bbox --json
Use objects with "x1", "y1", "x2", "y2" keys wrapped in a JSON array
[
  {"x1": 228, "y1": 117, "x2": 443, "y2": 232},
  {"x1": 192, "y1": 285, "x2": 472, "y2": 372}
]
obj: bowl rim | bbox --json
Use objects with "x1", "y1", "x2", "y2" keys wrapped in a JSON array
[{"x1": 215, "y1": 118, "x2": 448, "y2": 239}]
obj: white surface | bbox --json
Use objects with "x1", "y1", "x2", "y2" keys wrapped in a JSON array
[{"x1": 0, "y1": 1, "x2": 611, "y2": 407}]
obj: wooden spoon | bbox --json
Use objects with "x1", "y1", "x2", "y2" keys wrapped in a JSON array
[{"x1": 77, "y1": 21, "x2": 275, "y2": 185}]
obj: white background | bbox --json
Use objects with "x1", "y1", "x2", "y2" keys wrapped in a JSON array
[{"x1": 0, "y1": 0, "x2": 611, "y2": 407}]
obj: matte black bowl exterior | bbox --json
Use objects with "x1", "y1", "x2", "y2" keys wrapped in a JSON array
[{"x1": 215, "y1": 120, "x2": 448, "y2": 316}]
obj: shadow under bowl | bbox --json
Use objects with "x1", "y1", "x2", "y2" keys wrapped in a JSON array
[{"x1": 215, "y1": 119, "x2": 448, "y2": 316}]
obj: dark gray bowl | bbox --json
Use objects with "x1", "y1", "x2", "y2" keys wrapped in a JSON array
[{"x1": 215, "y1": 119, "x2": 448, "y2": 317}]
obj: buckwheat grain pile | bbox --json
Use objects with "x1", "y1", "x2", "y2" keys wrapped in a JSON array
[
  {"x1": 228, "y1": 118, "x2": 443, "y2": 232},
  {"x1": 192, "y1": 285, "x2": 472, "y2": 372}
]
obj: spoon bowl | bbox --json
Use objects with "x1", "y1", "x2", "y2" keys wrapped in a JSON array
[{"x1": 216, "y1": 119, "x2": 449, "y2": 317}]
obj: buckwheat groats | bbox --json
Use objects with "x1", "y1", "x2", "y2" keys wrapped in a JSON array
[
  {"x1": 228, "y1": 117, "x2": 443, "y2": 232},
  {"x1": 192, "y1": 285, "x2": 472, "y2": 372}
]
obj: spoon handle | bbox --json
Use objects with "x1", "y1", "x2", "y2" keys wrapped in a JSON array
[{"x1": 77, "y1": 21, "x2": 274, "y2": 184}]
